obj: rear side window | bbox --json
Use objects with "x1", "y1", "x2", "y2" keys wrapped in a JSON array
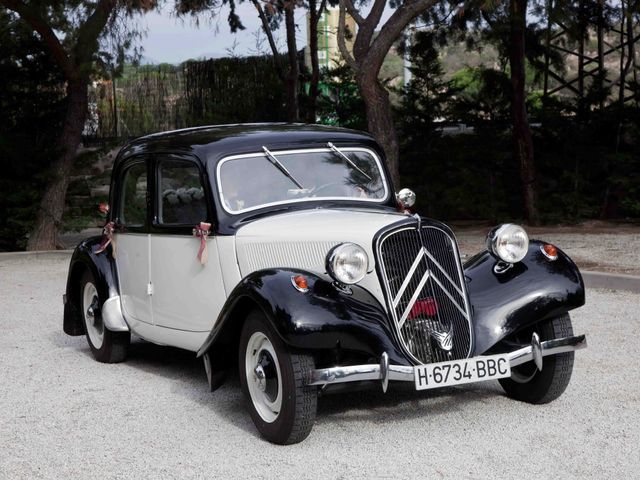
[
  {"x1": 158, "y1": 159, "x2": 207, "y2": 225},
  {"x1": 120, "y1": 162, "x2": 147, "y2": 227}
]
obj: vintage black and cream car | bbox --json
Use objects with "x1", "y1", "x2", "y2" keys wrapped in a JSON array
[{"x1": 63, "y1": 124, "x2": 587, "y2": 444}]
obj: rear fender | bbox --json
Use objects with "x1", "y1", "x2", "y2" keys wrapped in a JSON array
[
  {"x1": 465, "y1": 240, "x2": 585, "y2": 355},
  {"x1": 63, "y1": 237, "x2": 120, "y2": 336}
]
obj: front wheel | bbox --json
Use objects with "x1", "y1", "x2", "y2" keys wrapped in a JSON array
[
  {"x1": 499, "y1": 314, "x2": 575, "y2": 404},
  {"x1": 239, "y1": 310, "x2": 318, "y2": 444}
]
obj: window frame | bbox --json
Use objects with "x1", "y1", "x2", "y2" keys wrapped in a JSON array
[
  {"x1": 151, "y1": 154, "x2": 213, "y2": 235},
  {"x1": 114, "y1": 157, "x2": 151, "y2": 233}
]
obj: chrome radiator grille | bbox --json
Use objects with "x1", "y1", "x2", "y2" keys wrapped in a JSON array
[{"x1": 376, "y1": 224, "x2": 472, "y2": 364}]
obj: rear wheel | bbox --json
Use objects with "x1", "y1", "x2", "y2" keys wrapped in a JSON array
[
  {"x1": 80, "y1": 270, "x2": 130, "y2": 363},
  {"x1": 499, "y1": 314, "x2": 575, "y2": 404},
  {"x1": 239, "y1": 310, "x2": 317, "y2": 444}
]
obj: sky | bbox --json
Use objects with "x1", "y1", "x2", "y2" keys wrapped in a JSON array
[
  {"x1": 139, "y1": 3, "x2": 395, "y2": 64},
  {"x1": 140, "y1": 3, "x2": 310, "y2": 64}
]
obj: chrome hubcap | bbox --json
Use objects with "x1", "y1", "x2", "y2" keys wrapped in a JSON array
[{"x1": 254, "y1": 365, "x2": 267, "y2": 392}]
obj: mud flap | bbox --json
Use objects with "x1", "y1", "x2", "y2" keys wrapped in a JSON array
[{"x1": 203, "y1": 353, "x2": 227, "y2": 392}]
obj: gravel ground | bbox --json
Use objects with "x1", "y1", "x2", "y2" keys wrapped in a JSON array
[
  {"x1": 1, "y1": 255, "x2": 639, "y2": 479},
  {"x1": 454, "y1": 225, "x2": 640, "y2": 276}
]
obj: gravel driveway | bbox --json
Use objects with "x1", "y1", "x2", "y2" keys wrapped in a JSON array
[{"x1": 0, "y1": 254, "x2": 638, "y2": 479}]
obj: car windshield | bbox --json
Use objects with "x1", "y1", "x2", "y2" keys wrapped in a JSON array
[{"x1": 217, "y1": 148, "x2": 388, "y2": 214}]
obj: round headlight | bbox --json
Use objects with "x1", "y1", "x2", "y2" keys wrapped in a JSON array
[
  {"x1": 326, "y1": 243, "x2": 369, "y2": 285},
  {"x1": 486, "y1": 224, "x2": 529, "y2": 263}
]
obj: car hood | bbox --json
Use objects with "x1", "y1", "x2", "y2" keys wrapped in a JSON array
[{"x1": 234, "y1": 208, "x2": 406, "y2": 304}]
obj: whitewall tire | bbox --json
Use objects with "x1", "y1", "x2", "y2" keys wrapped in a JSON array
[{"x1": 239, "y1": 310, "x2": 318, "y2": 444}]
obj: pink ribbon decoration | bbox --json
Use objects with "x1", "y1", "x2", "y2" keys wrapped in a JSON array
[
  {"x1": 95, "y1": 221, "x2": 116, "y2": 258},
  {"x1": 193, "y1": 222, "x2": 211, "y2": 265}
]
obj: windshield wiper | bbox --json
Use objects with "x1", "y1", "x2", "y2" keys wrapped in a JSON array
[
  {"x1": 262, "y1": 146, "x2": 305, "y2": 189},
  {"x1": 327, "y1": 142, "x2": 372, "y2": 181}
]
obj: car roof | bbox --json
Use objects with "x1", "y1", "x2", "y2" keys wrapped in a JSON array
[
  {"x1": 114, "y1": 123, "x2": 381, "y2": 168},
  {"x1": 111, "y1": 123, "x2": 397, "y2": 234}
]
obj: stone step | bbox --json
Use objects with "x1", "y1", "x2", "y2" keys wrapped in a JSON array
[{"x1": 90, "y1": 185, "x2": 110, "y2": 198}]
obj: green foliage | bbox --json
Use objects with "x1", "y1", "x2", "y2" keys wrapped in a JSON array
[
  {"x1": 449, "y1": 67, "x2": 511, "y2": 121},
  {"x1": 394, "y1": 21, "x2": 640, "y2": 223},
  {"x1": 397, "y1": 107, "x2": 640, "y2": 223},
  {"x1": 316, "y1": 65, "x2": 368, "y2": 130},
  {"x1": 535, "y1": 109, "x2": 640, "y2": 221},
  {"x1": 398, "y1": 31, "x2": 455, "y2": 130}
]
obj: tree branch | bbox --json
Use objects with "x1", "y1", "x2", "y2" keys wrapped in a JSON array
[
  {"x1": 312, "y1": 0, "x2": 327, "y2": 28},
  {"x1": 342, "y1": 0, "x2": 364, "y2": 25},
  {"x1": 0, "y1": 0, "x2": 74, "y2": 78},
  {"x1": 251, "y1": 0, "x2": 285, "y2": 80},
  {"x1": 366, "y1": 0, "x2": 436, "y2": 74},
  {"x1": 74, "y1": 0, "x2": 118, "y2": 66},
  {"x1": 337, "y1": 1, "x2": 357, "y2": 70},
  {"x1": 352, "y1": 0, "x2": 386, "y2": 59}
]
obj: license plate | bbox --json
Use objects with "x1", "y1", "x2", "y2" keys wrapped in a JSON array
[{"x1": 414, "y1": 354, "x2": 511, "y2": 391}]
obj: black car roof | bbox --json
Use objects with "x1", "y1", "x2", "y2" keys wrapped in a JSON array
[{"x1": 115, "y1": 123, "x2": 381, "y2": 168}]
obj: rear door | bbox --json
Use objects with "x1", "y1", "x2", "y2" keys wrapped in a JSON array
[
  {"x1": 149, "y1": 155, "x2": 227, "y2": 333},
  {"x1": 114, "y1": 157, "x2": 153, "y2": 327}
]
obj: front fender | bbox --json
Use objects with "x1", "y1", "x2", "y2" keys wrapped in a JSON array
[
  {"x1": 63, "y1": 237, "x2": 119, "y2": 336},
  {"x1": 197, "y1": 269, "x2": 410, "y2": 366},
  {"x1": 465, "y1": 240, "x2": 585, "y2": 355}
]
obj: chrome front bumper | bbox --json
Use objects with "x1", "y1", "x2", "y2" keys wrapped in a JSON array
[{"x1": 308, "y1": 333, "x2": 587, "y2": 393}]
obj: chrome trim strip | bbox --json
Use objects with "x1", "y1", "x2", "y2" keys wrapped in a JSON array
[
  {"x1": 215, "y1": 147, "x2": 390, "y2": 215},
  {"x1": 392, "y1": 247, "x2": 427, "y2": 308},
  {"x1": 308, "y1": 334, "x2": 587, "y2": 388},
  {"x1": 101, "y1": 296, "x2": 130, "y2": 332},
  {"x1": 397, "y1": 270, "x2": 431, "y2": 328},
  {"x1": 421, "y1": 248, "x2": 465, "y2": 298},
  {"x1": 429, "y1": 273, "x2": 469, "y2": 319}
]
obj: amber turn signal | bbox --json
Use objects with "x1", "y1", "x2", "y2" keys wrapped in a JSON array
[
  {"x1": 291, "y1": 275, "x2": 309, "y2": 292},
  {"x1": 541, "y1": 244, "x2": 558, "y2": 260}
]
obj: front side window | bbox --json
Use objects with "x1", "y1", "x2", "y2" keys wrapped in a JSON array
[
  {"x1": 157, "y1": 159, "x2": 207, "y2": 225},
  {"x1": 217, "y1": 148, "x2": 388, "y2": 214},
  {"x1": 120, "y1": 162, "x2": 147, "y2": 227}
]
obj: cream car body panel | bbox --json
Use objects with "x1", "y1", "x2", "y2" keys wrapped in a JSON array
[
  {"x1": 234, "y1": 208, "x2": 406, "y2": 306},
  {"x1": 115, "y1": 233, "x2": 153, "y2": 327},
  {"x1": 150, "y1": 234, "x2": 227, "y2": 332},
  {"x1": 216, "y1": 235, "x2": 242, "y2": 296}
]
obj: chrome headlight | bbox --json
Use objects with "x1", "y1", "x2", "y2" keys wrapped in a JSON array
[
  {"x1": 486, "y1": 224, "x2": 529, "y2": 263},
  {"x1": 326, "y1": 243, "x2": 369, "y2": 285}
]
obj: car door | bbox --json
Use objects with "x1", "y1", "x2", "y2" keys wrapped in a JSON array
[
  {"x1": 114, "y1": 157, "x2": 153, "y2": 327},
  {"x1": 149, "y1": 154, "x2": 227, "y2": 333}
]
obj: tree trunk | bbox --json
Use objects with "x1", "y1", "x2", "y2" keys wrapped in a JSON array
[
  {"x1": 27, "y1": 78, "x2": 88, "y2": 250},
  {"x1": 307, "y1": 0, "x2": 321, "y2": 122},
  {"x1": 284, "y1": 2, "x2": 299, "y2": 122},
  {"x1": 357, "y1": 73, "x2": 400, "y2": 188},
  {"x1": 509, "y1": 0, "x2": 539, "y2": 225}
]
